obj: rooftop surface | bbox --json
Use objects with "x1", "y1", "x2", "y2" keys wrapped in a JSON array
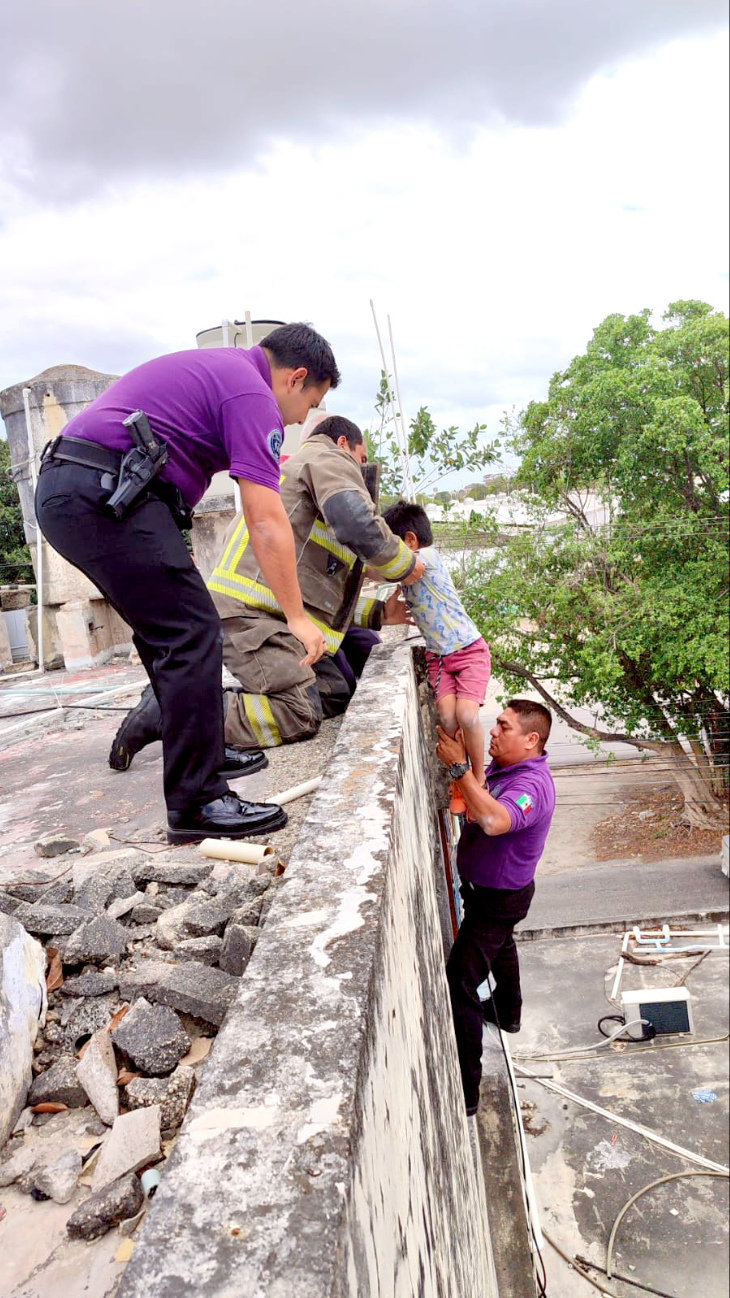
[{"x1": 512, "y1": 927, "x2": 729, "y2": 1298}]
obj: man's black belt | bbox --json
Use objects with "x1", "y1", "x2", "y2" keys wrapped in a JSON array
[{"x1": 42, "y1": 435, "x2": 123, "y2": 474}]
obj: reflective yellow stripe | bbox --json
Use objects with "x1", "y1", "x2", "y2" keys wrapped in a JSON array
[
  {"x1": 356, "y1": 596, "x2": 376, "y2": 627},
  {"x1": 208, "y1": 573, "x2": 344, "y2": 654},
  {"x1": 243, "y1": 693, "x2": 283, "y2": 748},
  {"x1": 309, "y1": 520, "x2": 356, "y2": 569},
  {"x1": 259, "y1": 696, "x2": 282, "y2": 747},
  {"x1": 219, "y1": 515, "x2": 248, "y2": 570},
  {"x1": 373, "y1": 540, "x2": 413, "y2": 580},
  {"x1": 243, "y1": 695, "x2": 268, "y2": 747}
]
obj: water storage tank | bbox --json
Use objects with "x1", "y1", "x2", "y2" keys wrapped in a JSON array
[{"x1": 196, "y1": 320, "x2": 285, "y2": 350}]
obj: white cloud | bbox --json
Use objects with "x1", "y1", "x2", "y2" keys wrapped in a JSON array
[{"x1": 0, "y1": 31, "x2": 727, "y2": 492}]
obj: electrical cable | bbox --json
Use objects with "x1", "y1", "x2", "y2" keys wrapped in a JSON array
[
  {"x1": 605, "y1": 1172, "x2": 729, "y2": 1280},
  {"x1": 513, "y1": 1018, "x2": 652, "y2": 1062},
  {"x1": 481, "y1": 1004, "x2": 548, "y2": 1295},
  {"x1": 543, "y1": 1229, "x2": 622, "y2": 1296},
  {"x1": 597, "y1": 1014, "x2": 655, "y2": 1042},
  {"x1": 575, "y1": 1254, "x2": 685, "y2": 1298},
  {"x1": 0, "y1": 705, "x2": 132, "y2": 720}
]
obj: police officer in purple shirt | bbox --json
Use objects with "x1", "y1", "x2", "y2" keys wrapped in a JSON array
[
  {"x1": 437, "y1": 699, "x2": 556, "y2": 1116},
  {"x1": 35, "y1": 323, "x2": 338, "y2": 843}
]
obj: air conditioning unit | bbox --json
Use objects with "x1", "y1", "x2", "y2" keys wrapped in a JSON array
[{"x1": 620, "y1": 986, "x2": 694, "y2": 1039}]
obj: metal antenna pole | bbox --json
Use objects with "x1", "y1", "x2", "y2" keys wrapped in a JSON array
[
  {"x1": 370, "y1": 300, "x2": 411, "y2": 498},
  {"x1": 387, "y1": 314, "x2": 416, "y2": 501}
]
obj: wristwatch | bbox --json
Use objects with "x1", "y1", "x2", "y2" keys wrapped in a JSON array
[{"x1": 447, "y1": 761, "x2": 469, "y2": 781}]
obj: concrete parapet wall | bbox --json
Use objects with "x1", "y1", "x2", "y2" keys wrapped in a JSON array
[{"x1": 118, "y1": 642, "x2": 496, "y2": 1298}]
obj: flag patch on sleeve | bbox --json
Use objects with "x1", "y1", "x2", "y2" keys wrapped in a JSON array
[{"x1": 515, "y1": 793, "x2": 534, "y2": 815}]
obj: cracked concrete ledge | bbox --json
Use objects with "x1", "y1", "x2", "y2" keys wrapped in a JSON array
[{"x1": 116, "y1": 642, "x2": 496, "y2": 1298}]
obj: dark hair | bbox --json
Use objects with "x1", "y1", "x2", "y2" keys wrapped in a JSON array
[
  {"x1": 260, "y1": 322, "x2": 341, "y2": 389},
  {"x1": 381, "y1": 500, "x2": 433, "y2": 547},
  {"x1": 505, "y1": 698, "x2": 552, "y2": 752},
  {"x1": 314, "y1": 415, "x2": 363, "y2": 449}
]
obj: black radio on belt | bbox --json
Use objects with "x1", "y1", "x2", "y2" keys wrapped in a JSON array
[{"x1": 105, "y1": 410, "x2": 169, "y2": 519}]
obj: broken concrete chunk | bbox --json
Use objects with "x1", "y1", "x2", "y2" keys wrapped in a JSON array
[
  {"x1": 34, "y1": 831, "x2": 81, "y2": 859},
  {"x1": 77, "y1": 1029, "x2": 119, "y2": 1125},
  {"x1": 67, "y1": 1172, "x2": 144, "y2": 1240},
  {"x1": 63, "y1": 915, "x2": 130, "y2": 965},
  {"x1": 32, "y1": 1148, "x2": 81, "y2": 1204},
  {"x1": 107, "y1": 891, "x2": 146, "y2": 921},
  {"x1": 176, "y1": 935, "x2": 223, "y2": 965},
  {"x1": 12, "y1": 903, "x2": 92, "y2": 936},
  {"x1": 0, "y1": 1142, "x2": 39, "y2": 1188},
  {"x1": 0, "y1": 914, "x2": 48, "y2": 1148},
  {"x1": 156, "y1": 897, "x2": 233, "y2": 950},
  {"x1": 38, "y1": 878, "x2": 75, "y2": 906},
  {"x1": 81, "y1": 828, "x2": 111, "y2": 854},
  {"x1": 28, "y1": 1055, "x2": 88, "y2": 1109},
  {"x1": 60, "y1": 993, "x2": 121, "y2": 1050},
  {"x1": 129, "y1": 901, "x2": 163, "y2": 925},
  {"x1": 230, "y1": 895, "x2": 265, "y2": 927},
  {"x1": 6, "y1": 873, "x2": 56, "y2": 903},
  {"x1": 112, "y1": 998, "x2": 190, "y2": 1076},
  {"x1": 74, "y1": 864, "x2": 138, "y2": 915},
  {"x1": 91, "y1": 1106, "x2": 161, "y2": 1192},
  {"x1": 0, "y1": 891, "x2": 21, "y2": 915},
  {"x1": 117, "y1": 961, "x2": 173, "y2": 1003},
  {"x1": 60, "y1": 970, "x2": 119, "y2": 998},
  {"x1": 156, "y1": 960, "x2": 238, "y2": 1027},
  {"x1": 219, "y1": 924, "x2": 259, "y2": 977},
  {"x1": 132, "y1": 860, "x2": 213, "y2": 887},
  {"x1": 125, "y1": 1065, "x2": 196, "y2": 1129}
]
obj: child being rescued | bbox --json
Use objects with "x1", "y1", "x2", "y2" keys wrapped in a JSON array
[{"x1": 381, "y1": 501, "x2": 491, "y2": 812}]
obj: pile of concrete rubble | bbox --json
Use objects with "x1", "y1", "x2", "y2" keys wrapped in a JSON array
[{"x1": 0, "y1": 828, "x2": 280, "y2": 1243}]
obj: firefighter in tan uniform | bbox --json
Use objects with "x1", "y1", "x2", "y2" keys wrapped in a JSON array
[
  {"x1": 108, "y1": 416, "x2": 423, "y2": 767},
  {"x1": 208, "y1": 415, "x2": 423, "y2": 748}
]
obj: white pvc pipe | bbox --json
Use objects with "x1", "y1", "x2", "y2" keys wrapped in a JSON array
[
  {"x1": 265, "y1": 775, "x2": 322, "y2": 806},
  {"x1": 22, "y1": 387, "x2": 44, "y2": 675},
  {"x1": 221, "y1": 319, "x2": 232, "y2": 347},
  {"x1": 198, "y1": 839, "x2": 274, "y2": 865},
  {"x1": 244, "y1": 311, "x2": 254, "y2": 349},
  {"x1": 515, "y1": 1063, "x2": 729, "y2": 1174}
]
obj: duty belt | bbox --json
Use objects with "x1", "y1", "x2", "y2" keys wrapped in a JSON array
[{"x1": 41, "y1": 435, "x2": 123, "y2": 475}]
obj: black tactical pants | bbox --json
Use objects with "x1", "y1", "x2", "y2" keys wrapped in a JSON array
[
  {"x1": 446, "y1": 879, "x2": 535, "y2": 1111},
  {"x1": 35, "y1": 461, "x2": 229, "y2": 811}
]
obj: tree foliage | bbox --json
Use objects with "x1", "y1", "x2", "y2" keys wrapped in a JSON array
[
  {"x1": 0, "y1": 438, "x2": 33, "y2": 585},
  {"x1": 460, "y1": 302, "x2": 729, "y2": 827},
  {"x1": 363, "y1": 371, "x2": 500, "y2": 499}
]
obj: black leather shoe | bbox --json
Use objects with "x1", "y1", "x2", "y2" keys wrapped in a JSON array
[
  {"x1": 111, "y1": 692, "x2": 268, "y2": 778},
  {"x1": 167, "y1": 792, "x2": 287, "y2": 844},
  {"x1": 481, "y1": 999, "x2": 521, "y2": 1033},
  {"x1": 109, "y1": 685, "x2": 162, "y2": 770},
  {"x1": 220, "y1": 747, "x2": 268, "y2": 777}
]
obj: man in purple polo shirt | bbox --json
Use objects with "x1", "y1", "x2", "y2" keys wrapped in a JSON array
[
  {"x1": 437, "y1": 698, "x2": 555, "y2": 1116},
  {"x1": 35, "y1": 323, "x2": 339, "y2": 843}
]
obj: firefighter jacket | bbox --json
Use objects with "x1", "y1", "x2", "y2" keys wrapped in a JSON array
[{"x1": 207, "y1": 432, "x2": 416, "y2": 654}]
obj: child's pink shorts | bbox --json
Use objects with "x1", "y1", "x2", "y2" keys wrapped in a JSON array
[{"x1": 425, "y1": 637, "x2": 491, "y2": 703}]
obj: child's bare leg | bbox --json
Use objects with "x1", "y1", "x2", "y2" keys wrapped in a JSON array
[
  {"x1": 436, "y1": 694, "x2": 458, "y2": 738},
  {"x1": 455, "y1": 699, "x2": 484, "y2": 785}
]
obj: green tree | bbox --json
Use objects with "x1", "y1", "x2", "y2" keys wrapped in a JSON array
[
  {"x1": 363, "y1": 371, "x2": 500, "y2": 498},
  {"x1": 0, "y1": 438, "x2": 33, "y2": 585},
  {"x1": 461, "y1": 302, "x2": 729, "y2": 828}
]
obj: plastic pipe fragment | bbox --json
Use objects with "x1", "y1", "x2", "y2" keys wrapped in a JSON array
[
  {"x1": 265, "y1": 776, "x2": 323, "y2": 806},
  {"x1": 140, "y1": 1168, "x2": 161, "y2": 1200},
  {"x1": 198, "y1": 839, "x2": 274, "y2": 865}
]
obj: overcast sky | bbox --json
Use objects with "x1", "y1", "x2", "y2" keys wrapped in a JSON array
[{"x1": 1, "y1": 0, "x2": 727, "y2": 484}]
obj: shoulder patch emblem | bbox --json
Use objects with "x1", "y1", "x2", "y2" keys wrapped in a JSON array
[
  {"x1": 515, "y1": 793, "x2": 534, "y2": 815},
  {"x1": 267, "y1": 428, "x2": 283, "y2": 462}
]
